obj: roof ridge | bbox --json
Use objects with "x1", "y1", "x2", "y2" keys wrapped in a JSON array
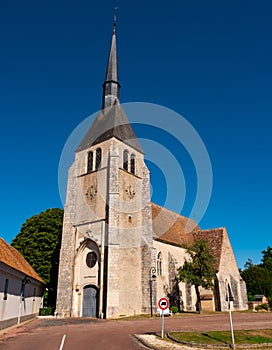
[
  {"x1": 152, "y1": 202, "x2": 191, "y2": 220},
  {"x1": 197, "y1": 227, "x2": 225, "y2": 232}
]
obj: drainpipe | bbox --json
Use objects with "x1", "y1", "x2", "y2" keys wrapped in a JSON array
[{"x1": 18, "y1": 276, "x2": 31, "y2": 324}]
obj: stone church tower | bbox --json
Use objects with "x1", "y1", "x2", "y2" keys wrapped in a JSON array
[
  {"x1": 56, "y1": 20, "x2": 154, "y2": 318},
  {"x1": 56, "y1": 19, "x2": 248, "y2": 318}
]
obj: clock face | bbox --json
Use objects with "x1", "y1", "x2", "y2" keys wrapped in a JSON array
[
  {"x1": 86, "y1": 185, "x2": 97, "y2": 201},
  {"x1": 82, "y1": 172, "x2": 98, "y2": 205},
  {"x1": 125, "y1": 184, "x2": 136, "y2": 199}
]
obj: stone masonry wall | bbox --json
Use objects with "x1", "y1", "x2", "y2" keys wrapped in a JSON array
[
  {"x1": 56, "y1": 162, "x2": 78, "y2": 317},
  {"x1": 217, "y1": 228, "x2": 248, "y2": 311},
  {"x1": 105, "y1": 141, "x2": 120, "y2": 318}
]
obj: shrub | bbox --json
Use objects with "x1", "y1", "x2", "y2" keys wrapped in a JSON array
[
  {"x1": 170, "y1": 306, "x2": 179, "y2": 314},
  {"x1": 39, "y1": 307, "x2": 53, "y2": 316},
  {"x1": 268, "y1": 296, "x2": 272, "y2": 309},
  {"x1": 255, "y1": 303, "x2": 269, "y2": 312}
]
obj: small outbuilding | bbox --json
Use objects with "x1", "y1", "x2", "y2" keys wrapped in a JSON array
[
  {"x1": 248, "y1": 295, "x2": 269, "y2": 311},
  {"x1": 0, "y1": 238, "x2": 45, "y2": 330}
]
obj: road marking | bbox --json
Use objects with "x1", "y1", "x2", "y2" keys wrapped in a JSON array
[{"x1": 59, "y1": 334, "x2": 66, "y2": 350}]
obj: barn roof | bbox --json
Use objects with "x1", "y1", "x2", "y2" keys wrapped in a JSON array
[{"x1": 0, "y1": 238, "x2": 45, "y2": 284}]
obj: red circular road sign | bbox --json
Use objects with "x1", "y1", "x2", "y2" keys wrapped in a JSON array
[{"x1": 158, "y1": 297, "x2": 169, "y2": 310}]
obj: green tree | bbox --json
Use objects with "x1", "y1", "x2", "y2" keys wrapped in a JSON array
[
  {"x1": 241, "y1": 247, "x2": 272, "y2": 308},
  {"x1": 178, "y1": 239, "x2": 216, "y2": 314},
  {"x1": 11, "y1": 208, "x2": 63, "y2": 308},
  {"x1": 261, "y1": 246, "x2": 272, "y2": 307},
  {"x1": 241, "y1": 265, "x2": 270, "y2": 301},
  {"x1": 261, "y1": 246, "x2": 272, "y2": 271},
  {"x1": 244, "y1": 258, "x2": 253, "y2": 269}
]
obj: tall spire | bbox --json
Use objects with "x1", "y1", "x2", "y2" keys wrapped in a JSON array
[
  {"x1": 102, "y1": 16, "x2": 121, "y2": 109},
  {"x1": 77, "y1": 13, "x2": 143, "y2": 154}
]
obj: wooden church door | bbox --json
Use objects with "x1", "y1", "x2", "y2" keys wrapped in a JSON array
[{"x1": 82, "y1": 285, "x2": 98, "y2": 317}]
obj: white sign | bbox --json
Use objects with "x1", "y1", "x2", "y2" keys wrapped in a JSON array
[{"x1": 158, "y1": 298, "x2": 169, "y2": 338}]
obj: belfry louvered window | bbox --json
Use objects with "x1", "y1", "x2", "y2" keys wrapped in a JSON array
[
  {"x1": 130, "y1": 154, "x2": 135, "y2": 174},
  {"x1": 87, "y1": 151, "x2": 93, "y2": 173},
  {"x1": 95, "y1": 148, "x2": 102, "y2": 170},
  {"x1": 123, "y1": 150, "x2": 129, "y2": 171}
]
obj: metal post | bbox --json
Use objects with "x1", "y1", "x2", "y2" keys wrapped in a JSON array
[
  {"x1": 229, "y1": 304, "x2": 235, "y2": 349},
  {"x1": 150, "y1": 279, "x2": 153, "y2": 317},
  {"x1": 161, "y1": 309, "x2": 165, "y2": 338},
  {"x1": 18, "y1": 277, "x2": 31, "y2": 324},
  {"x1": 149, "y1": 267, "x2": 156, "y2": 317},
  {"x1": 17, "y1": 290, "x2": 23, "y2": 324},
  {"x1": 226, "y1": 281, "x2": 235, "y2": 349}
]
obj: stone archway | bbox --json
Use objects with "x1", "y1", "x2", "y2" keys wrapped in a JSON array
[
  {"x1": 82, "y1": 285, "x2": 99, "y2": 317},
  {"x1": 73, "y1": 238, "x2": 101, "y2": 317}
]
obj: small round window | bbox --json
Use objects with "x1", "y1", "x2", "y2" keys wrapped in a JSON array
[{"x1": 86, "y1": 252, "x2": 97, "y2": 268}]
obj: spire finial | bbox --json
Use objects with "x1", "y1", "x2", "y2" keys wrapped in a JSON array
[
  {"x1": 102, "y1": 10, "x2": 121, "y2": 109},
  {"x1": 113, "y1": 6, "x2": 118, "y2": 31}
]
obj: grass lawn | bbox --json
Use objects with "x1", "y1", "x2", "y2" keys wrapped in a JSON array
[{"x1": 169, "y1": 329, "x2": 272, "y2": 346}]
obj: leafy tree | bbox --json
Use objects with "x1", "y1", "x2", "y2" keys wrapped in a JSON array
[
  {"x1": 244, "y1": 258, "x2": 253, "y2": 269},
  {"x1": 261, "y1": 246, "x2": 272, "y2": 271},
  {"x1": 241, "y1": 247, "x2": 272, "y2": 308},
  {"x1": 261, "y1": 246, "x2": 272, "y2": 307},
  {"x1": 241, "y1": 265, "x2": 271, "y2": 301},
  {"x1": 11, "y1": 208, "x2": 63, "y2": 308},
  {"x1": 178, "y1": 239, "x2": 216, "y2": 314}
]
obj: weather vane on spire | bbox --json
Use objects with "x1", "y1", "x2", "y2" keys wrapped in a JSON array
[{"x1": 114, "y1": 6, "x2": 118, "y2": 24}]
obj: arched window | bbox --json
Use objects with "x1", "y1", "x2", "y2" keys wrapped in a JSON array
[
  {"x1": 130, "y1": 154, "x2": 136, "y2": 174},
  {"x1": 157, "y1": 252, "x2": 163, "y2": 276},
  {"x1": 87, "y1": 151, "x2": 93, "y2": 173},
  {"x1": 95, "y1": 148, "x2": 102, "y2": 170},
  {"x1": 123, "y1": 150, "x2": 129, "y2": 171}
]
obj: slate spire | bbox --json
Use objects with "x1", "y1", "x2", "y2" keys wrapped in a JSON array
[
  {"x1": 102, "y1": 17, "x2": 121, "y2": 109},
  {"x1": 76, "y1": 16, "x2": 143, "y2": 154}
]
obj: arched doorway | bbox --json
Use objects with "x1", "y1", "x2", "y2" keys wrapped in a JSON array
[{"x1": 82, "y1": 285, "x2": 99, "y2": 317}]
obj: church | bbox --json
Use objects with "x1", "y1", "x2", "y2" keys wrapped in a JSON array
[{"x1": 56, "y1": 19, "x2": 248, "y2": 318}]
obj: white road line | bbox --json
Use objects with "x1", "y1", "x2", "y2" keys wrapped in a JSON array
[{"x1": 59, "y1": 334, "x2": 66, "y2": 350}]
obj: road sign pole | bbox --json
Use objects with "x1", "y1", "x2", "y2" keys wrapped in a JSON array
[
  {"x1": 226, "y1": 282, "x2": 235, "y2": 349},
  {"x1": 228, "y1": 298, "x2": 235, "y2": 349},
  {"x1": 157, "y1": 297, "x2": 169, "y2": 339},
  {"x1": 161, "y1": 309, "x2": 164, "y2": 338}
]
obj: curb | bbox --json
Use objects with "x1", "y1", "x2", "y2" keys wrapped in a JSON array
[
  {"x1": 0, "y1": 317, "x2": 36, "y2": 337},
  {"x1": 167, "y1": 332, "x2": 272, "y2": 349},
  {"x1": 133, "y1": 333, "x2": 272, "y2": 350}
]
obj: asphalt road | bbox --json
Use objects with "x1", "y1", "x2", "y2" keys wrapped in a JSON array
[{"x1": 1, "y1": 313, "x2": 272, "y2": 350}]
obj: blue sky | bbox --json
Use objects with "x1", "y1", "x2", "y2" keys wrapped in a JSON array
[{"x1": 0, "y1": 1, "x2": 271, "y2": 268}]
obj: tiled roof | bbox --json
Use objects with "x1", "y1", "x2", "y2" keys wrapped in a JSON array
[
  {"x1": 152, "y1": 203, "x2": 199, "y2": 246},
  {"x1": 76, "y1": 104, "x2": 143, "y2": 153},
  {"x1": 193, "y1": 228, "x2": 225, "y2": 271},
  {"x1": 0, "y1": 238, "x2": 45, "y2": 284},
  {"x1": 151, "y1": 204, "x2": 225, "y2": 270}
]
